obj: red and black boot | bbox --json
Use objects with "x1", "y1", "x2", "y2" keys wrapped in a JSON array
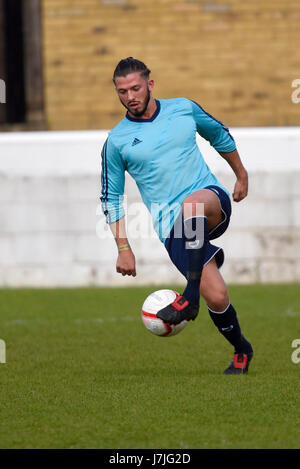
[
  {"x1": 224, "y1": 352, "x2": 253, "y2": 375},
  {"x1": 157, "y1": 293, "x2": 199, "y2": 325}
]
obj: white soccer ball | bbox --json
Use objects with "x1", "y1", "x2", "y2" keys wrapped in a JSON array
[{"x1": 141, "y1": 289, "x2": 188, "y2": 337}]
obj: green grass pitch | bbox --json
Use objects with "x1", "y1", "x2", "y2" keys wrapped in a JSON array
[{"x1": 0, "y1": 284, "x2": 299, "y2": 449}]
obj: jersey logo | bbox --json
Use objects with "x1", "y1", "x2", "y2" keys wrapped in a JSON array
[{"x1": 132, "y1": 138, "x2": 142, "y2": 146}]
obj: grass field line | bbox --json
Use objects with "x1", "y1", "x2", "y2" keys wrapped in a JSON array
[
  {"x1": 2, "y1": 306, "x2": 300, "y2": 325},
  {"x1": 284, "y1": 307, "x2": 300, "y2": 317},
  {"x1": 2, "y1": 315, "x2": 139, "y2": 326}
]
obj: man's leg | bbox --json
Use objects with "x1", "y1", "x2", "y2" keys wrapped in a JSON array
[
  {"x1": 181, "y1": 189, "x2": 222, "y2": 306},
  {"x1": 200, "y1": 258, "x2": 253, "y2": 374},
  {"x1": 157, "y1": 189, "x2": 223, "y2": 325}
]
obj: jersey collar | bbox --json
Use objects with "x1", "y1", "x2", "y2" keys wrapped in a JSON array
[{"x1": 125, "y1": 99, "x2": 161, "y2": 123}]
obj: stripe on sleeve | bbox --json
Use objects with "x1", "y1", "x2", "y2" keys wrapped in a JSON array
[
  {"x1": 100, "y1": 138, "x2": 109, "y2": 217},
  {"x1": 100, "y1": 138, "x2": 108, "y2": 201},
  {"x1": 191, "y1": 100, "x2": 235, "y2": 143}
]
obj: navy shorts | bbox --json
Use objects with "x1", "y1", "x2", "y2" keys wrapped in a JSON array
[{"x1": 164, "y1": 185, "x2": 232, "y2": 278}]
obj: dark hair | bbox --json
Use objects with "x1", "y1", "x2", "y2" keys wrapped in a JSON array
[{"x1": 113, "y1": 57, "x2": 151, "y2": 84}]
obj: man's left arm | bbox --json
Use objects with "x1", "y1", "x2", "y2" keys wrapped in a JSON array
[
  {"x1": 189, "y1": 99, "x2": 248, "y2": 202},
  {"x1": 218, "y1": 149, "x2": 248, "y2": 202}
]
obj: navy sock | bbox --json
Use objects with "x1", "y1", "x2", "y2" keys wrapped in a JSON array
[
  {"x1": 208, "y1": 303, "x2": 253, "y2": 354},
  {"x1": 182, "y1": 216, "x2": 209, "y2": 306}
]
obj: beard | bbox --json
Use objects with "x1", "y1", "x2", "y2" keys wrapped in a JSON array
[{"x1": 121, "y1": 88, "x2": 151, "y2": 117}]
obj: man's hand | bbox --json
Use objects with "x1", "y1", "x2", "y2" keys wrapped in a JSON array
[
  {"x1": 218, "y1": 150, "x2": 248, "y2": 202},
  {"x1": 116, "y1": 249, "x2": 136, "y2": 277},
  {"x1": 232, "y1": 171, "x2": 248, "y2": 202}
]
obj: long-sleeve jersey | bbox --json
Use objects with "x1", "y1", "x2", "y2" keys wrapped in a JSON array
[{"x1": 101, "y1": 97, "x2": 236, "y2": 242}]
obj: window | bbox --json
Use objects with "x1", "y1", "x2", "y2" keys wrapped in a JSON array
[{"x1": 0, "y1": 0, "x2": 45, "y2": 129}]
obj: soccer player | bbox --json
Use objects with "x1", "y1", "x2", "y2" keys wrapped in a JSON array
[{"x1": 101, "y1": 57, "x2": 253, "y2": 374}]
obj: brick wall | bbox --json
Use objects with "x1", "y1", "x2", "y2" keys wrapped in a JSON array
[{"x1": 42, "y1": 0, "x2": 300, "y2": 130}]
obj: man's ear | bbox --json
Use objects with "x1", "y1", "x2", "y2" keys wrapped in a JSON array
[{"x1": 148, "y1": 79, "x2": 154, "y2": 91}]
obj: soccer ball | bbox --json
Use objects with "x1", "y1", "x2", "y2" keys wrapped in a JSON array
[{"x1": 141, "y1": 289, "x2": 188, "y2": 337}]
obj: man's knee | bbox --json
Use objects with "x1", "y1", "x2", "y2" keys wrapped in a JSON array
[
  {"x1": 182, "y1": 190, "x2": 222, "y2": 227},
  {"x1": 203, "y1": 286, "x2": 229, "y2": 312},
  {"x1": 182, "y1": 198, "x2": 205, "y2": 218}
]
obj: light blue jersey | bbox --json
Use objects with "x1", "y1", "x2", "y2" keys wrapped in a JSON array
[{"x1": 101, "y1": 97, "x2": 236, "y2": 242}]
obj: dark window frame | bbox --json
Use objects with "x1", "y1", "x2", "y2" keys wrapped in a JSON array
[{"x1": 0, "y1": 0, "x2": 46, "y2": 130}]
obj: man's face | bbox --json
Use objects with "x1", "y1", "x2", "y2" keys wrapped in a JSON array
[{"x1": 115, "y1": 72, "x2": 154, "y2": 117}]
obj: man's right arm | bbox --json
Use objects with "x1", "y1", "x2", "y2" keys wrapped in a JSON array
[
  {"x1": 101, "y1": 137, "x2": 136, "y2": 276},
  {"x1": 109, "y1": 217, "x2": 136, "y2": 277}
]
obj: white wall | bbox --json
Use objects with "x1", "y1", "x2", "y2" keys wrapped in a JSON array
[{"x1": 0, "y1": 128, "x2": 299, "y2": 287}]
